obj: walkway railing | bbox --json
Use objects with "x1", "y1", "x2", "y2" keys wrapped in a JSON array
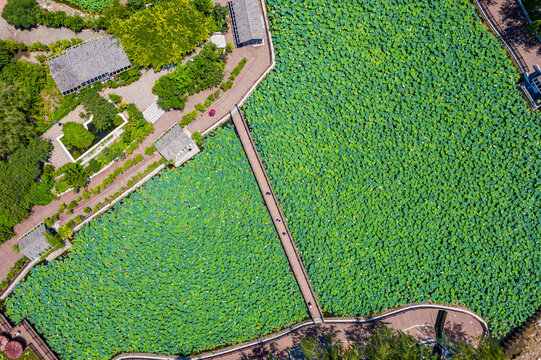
[
  {"x1": 474, "y1": 0, "x2": 528, "y2": 73},
  {"x1": 232, "y1": 106, "x2": 324, "y2": 323}
]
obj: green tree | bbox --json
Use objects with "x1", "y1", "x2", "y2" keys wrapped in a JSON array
[
  {"x1": 452, "y1": 336, "x2": 507, "y2": 360},
  {"x1": 191, "y1": 0, "x2": 213, "y2": 13},
  {"x1": 62, "y1": 122, "x2": 95, "y2": 150},
  {"x1": 301, "y1": 334, "x2": 362, "y2": 360},
  {"x1": 0, "y1": 81, "x2": 35, "y2": 156},
  {"x1": 1, "y1": 0, "x2": 39, "y2": 28},
  {"x1": 363, "y1": 325, "x2": 437, "y2": 360}
]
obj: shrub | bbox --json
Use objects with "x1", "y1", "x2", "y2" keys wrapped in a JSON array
[
  {"x1": 153, "y1": 43, "x2": 225, "y2": 110},
  {"x1": 2, "y1": 0, "x2": 40, "y2": 28},
  {"x1": 108, "y1": 94, "x2": 122, "y2": 104},
  {"x1": 86, "y1": 159, "x2": 102, "y2": 175},
  {"x1": 117, "y1": 101, "x2": 128, "y2": 112},
  {"x1": 93, "y1": 202, "x2": 102, "y2": 212},
  {"x1": 204, "y1": 98, "x2": 212, "y2": 108},
  {"x1": 195, "y1": 103, "x2": 206, "y2": 112},
  {"x1": 62, "y1": 122, "x2": 95, "y2": 150},
  {"x1": 225, "y1": 42, "x2": 234, "y2": 54},
  {"x1": 229, "y1": 57, "x2": 247, "y2": 81},
  {"x1": 79, "y1": 87, "x2": 119, "y2": 132},
  {"x1": 144, "y1": 145, "x2": 157, "y2": 155},
  {"x1": 220, "y1": 80, "x2": 233, "y2": 91},
  {"x1": 83, "y1": 207, "x2": 92, "y2": 213},
  {"x1": 192, "y1": 131, "x2": 202, "y2": 147},
  {"x1": 57, "y1": 225, "x2": 72, "y2": 240},
  {"x1": 179, "y1": 110, "x2": 198, "y2": 127}
]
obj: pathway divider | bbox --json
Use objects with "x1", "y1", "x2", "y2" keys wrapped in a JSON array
[{"x1": 230, "y1": 106, "x2": 324, "y2": 323}]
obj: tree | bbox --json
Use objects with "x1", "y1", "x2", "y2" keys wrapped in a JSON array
[
  {"x1": 452, "y1": 336, "x2": 507, "y2": 360},
  {"x1": 0, "y1": 82, "x2": 36, "y2": 156},
  {"x1": 79, "y1": 87, "x2": 118, "y2": 132},
  {"x1": 364, "y1": 325, "x2": 437, "y2": 360},
  {"x1": 1, "y1": 0, "x2": 39, "y2": 28},
  {"x1": 192, "y1": 0, "x2": 213, "y2": 13},
  {"x1": 62, "y1": 122, "x2": 95, "y2": 150}
]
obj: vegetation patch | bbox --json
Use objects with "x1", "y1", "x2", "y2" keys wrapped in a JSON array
[
  {"x1": 244, "y1": 0, "x2": 540, "y2": 335},
  {"x1": 109, "y1": 0, "x2": 216, "y2": 69},
  {"x1": 6, "y1": 126, "x2": 306, "y2": 360}
]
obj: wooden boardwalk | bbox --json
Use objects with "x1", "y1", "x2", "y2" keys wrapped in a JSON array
[{"x1": 231, "y1": 106, "x2": 324, "y2": 323}]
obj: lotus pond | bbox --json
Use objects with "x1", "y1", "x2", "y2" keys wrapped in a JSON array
[
  {"x1": 244, "y1": 0, "x2": 540, "y2": 335},
  {"x1": 6, "y1": 126, "x2": 306, "y2": 360}
]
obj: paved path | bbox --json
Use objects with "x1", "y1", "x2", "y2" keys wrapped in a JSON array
[
  {"x1": 112, "y1": 304, "x2": 488, "y2": 360},
  {"x1": 231, "y1": 107, "x2": 323, "y2": 323},
  {"x1": 477, "y1": 0, "x2": 541, "y2": 72}
]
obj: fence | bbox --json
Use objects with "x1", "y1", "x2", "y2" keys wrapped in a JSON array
[
  {"x1": 473, "y1": 0, "x2": 527, "y2": 73},
  {"x1": 20, "y1": 320, "x2": 60, "y2": 360}
]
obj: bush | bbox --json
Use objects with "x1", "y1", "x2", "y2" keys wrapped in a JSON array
[
  {"x1": 0, "y1": 225, "x2": 15, "y2": 245},
  {"x1": 145, "y1": 145, "x2": 157, "y2": 155},
  {"x1": 62, "y1": 122, "x2": 95, "y2": 150},
  {"x1": 153, "y1": 43, "x2": 225, "y2": 110},
  {"x1": 225, "y1": 42, "x2": 234, "y2": 54},
  {"x1": 229, "y1": 57, "x2": 247, "y2": 81},
  {"x1": 58, "y1": 225, "x2": 72, "y2": 240},
  {"x1": 51, "y1": 94, "x2": 80, "y2": 122},
  {"x1": 180, "y1": 110, "x2": 198, "y2": 127},
  {"x1": 117, "y1": 101, "x2": 128, "y2": 112},
  {"x1": 204, "y1": 98, "x2": 212, "y2": 108},
  {"x1": 83, "y1": 207, "x2": 92, "y2": 213},
  {"x1": 67, "y1": 200, "x2": 78, "y2": 209},
  {"x1": 2, "y1": 0, "x2": 40, "y2": 28},
  {"x1": 195, "y1": 103, "x2": 206, "y2": 112},
  {"x1": 86, "y1": 159, "x2": 102, "y2": 175},
  {"x1": 220, "y1": 80, "x2": 233, "y2": 91},
  {"x1": 108, "y1": 94, "x2": 122, "y2": 104},
  {"x1": 79, "y1": 87, "x2": 119, "y2": 132},
  {"x1": 192, "y1": 131, "x2": 202, "y2": 147}
]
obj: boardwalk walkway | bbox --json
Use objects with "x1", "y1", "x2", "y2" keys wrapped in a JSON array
[
  {"x1": 231, "y1": 106, "x2": 323, "y2": 323},
  {"x1": 476, "y1": 0, "x2": 541, "y2": 72},
  {"x1": 112, "y1": 304, "x2": 488, "y2": 360}
]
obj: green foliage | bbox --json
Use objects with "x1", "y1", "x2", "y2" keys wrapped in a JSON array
[
  {"x1": 0, "y1": 139, "x2": 52, "y2": 240},
  {"x1": 0, "y1": 349, "x2": 39, "y2": 360},
  {"x1": 0, "y1": 82, "x2": 36, "y2": 155},
  {"x1": 108, "y1": 94, "x2": 122, "y2": 104},
  {"x1": 1, "y1": 0, "x2": 40, "y2": 28},
  {"x1": 301, "y1": 334, "x2": 362, "y2": 360},
  {"x1": 244, "y1": 0, "x2": 541, "y2": 335},
  {"x1": 51, "y1": 94, "x2": 80, "y2": 122},
  {"x1": 153, "y1": 43, "x2": 225, "y2": 110},
  {"x1": 109, "y1": 0, "x2": 215, "y2": 69},
  {"x1": 212, "y1": 4, "x2": 229, "y2": 33},
  {"x1": 0, "y1": 225, "x2": 15, "y2": 245},
  {"x1": 195, "y1": 103, "x2": 206, "y2": 112},
  {"x1": 0, "y1": 257, "x2": 29, "y2": 293},
  {"x1": 180, "y1": 110, "x2": 198, "y2": 127},
  {"x1": 229, "y1": 58, "x2": 247, "y2": 81},
  {"x1": 83, "y1": 207, "x2": 92, "y2": 213},
  {"x1": 62, "y1": 122, "x2": 95, "y2": 150},
  {"x1": 220, "y1": 80, "x2": 233, "y2": 91},
  {"x1": 363, "y1": 325, "x2": 436, "y2": 360},
  {"x1": 6, "y1": 126, "x2": 306, "y2": 360},
  {"x1": 57, "y1": 225, "x2": 72, "y2": 240},
  {"x1": 144, "y1": 145, "x2": 157, "y2": 155},
  {"x1": 192, "y1": 131, "x2": 202, "y2": 147},
  {"x1": 452, "y1": 336, "x2": 507, "y2": 360},
  {"x1": 107, "y1": 68, "x2": 142, "y2": 89},
  {"x1": 79, "y1": 87, "x2": 120, "y2": 132}
]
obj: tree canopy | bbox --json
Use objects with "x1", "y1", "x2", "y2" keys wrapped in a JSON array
[
  {"x1": 1, "y1": 0, "x2": 40, "y2": 28},
  {"x1": 108, "y1": 0, "x2": 215, "y2": 69},
  {"x1": 62, "y1": 122, "x2": 95, "y2": 150}
]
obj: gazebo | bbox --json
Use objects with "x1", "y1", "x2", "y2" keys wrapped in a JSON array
[{"x1": 4, "y1": 340, "x2": 23, "y2": 359}]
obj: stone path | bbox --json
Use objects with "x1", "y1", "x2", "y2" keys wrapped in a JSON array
[
  {"x1": 112, "y1": 304, "x2": 488, "y2": 360},
  {"x1": 477, "y1": 0, "x2": 541, "y2": 72},
  {"x1": 231, "y1": 107, "x2": 324, "y2": 323}
]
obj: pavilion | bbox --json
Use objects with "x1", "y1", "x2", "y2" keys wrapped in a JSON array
[
  {"x1": 48, "y1": 36, "x2": 132, "y2": 96},
  {"x1": 18, "y1": 223, "x2": 51, "y2": 260},
  {"x1": 154, "y1": 124, "x2": 200, "y2": 167},
  {"x1": 229, "y1": 0, "x2": 265, "y2": 47}
]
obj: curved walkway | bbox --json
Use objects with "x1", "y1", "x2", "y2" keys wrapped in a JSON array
[
  {"x1": 112, "y1": 304, "x2": 488, "y2": 360},
  {"x1": 231, "y1": 107, "x2": 324, "y2": 323},
  {"x1": 475, "y1": 0, "x2": 541, "y2": 73}
]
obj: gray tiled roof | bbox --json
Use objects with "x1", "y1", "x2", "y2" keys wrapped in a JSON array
[
  {"x1": 230, "y1": 0, "x2": 264, "y2": 45},
  {"x1": 18, "y1": 223, "x2": 51, "y2": 260},
  {"x1": 48, "y1": 36, "x2": 131, "y2": 93},
  {"x1": 154, "y1": 124, "x2": 196, "y2": 163}
]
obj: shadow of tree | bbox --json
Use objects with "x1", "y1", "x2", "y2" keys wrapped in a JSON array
[{"x1": 497, "y1": 0, "x2": 541, "y2": 54}]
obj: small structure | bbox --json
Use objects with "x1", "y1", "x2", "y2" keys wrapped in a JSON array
[
  {"x1": 210, "y1": 32, "x2": 227, "y2": 49},
  {"x1": 18, "y1": 223, "x2": 51, "y2": 260},
  {"x1": 48, "y1": 36, "x2": 132, "y2": 96},
  {"x1": 520, "y1": 65, "x2": 541, "y2": 109},
  {"x1": 4, "y1": 340, "x2": 23, "y2": 359},
  {"x1": 154, "y1": 124, "x2": 199, "y2": 167},
  {"x1": 229, "y1": 0, "x2": 265, "y2": 47}
]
